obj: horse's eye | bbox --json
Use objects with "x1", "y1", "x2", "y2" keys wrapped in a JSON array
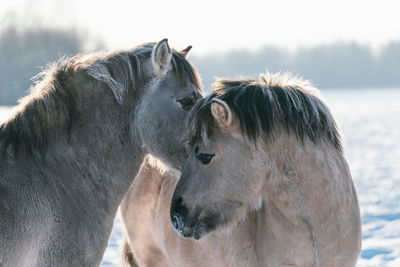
[
  {"x1": 177, "y1": 97, "x2": 195, "y2": 111},
  {"x1": 196, "y1": 153, "x2": 215, "y2": 165}
]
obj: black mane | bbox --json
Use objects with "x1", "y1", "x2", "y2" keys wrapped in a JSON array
[{"x1": 187, "y1": 73, "x2": 342, "y2": 151}]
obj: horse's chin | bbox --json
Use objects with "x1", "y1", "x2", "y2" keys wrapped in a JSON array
[
  {"x1": 175, "y1": 219, "x2": 216, "y2": 240},
  {"x1": 192, "y1": 221, "x2": 213, "y2": 240},
  {"x1": 189, "y1": 212, "x2": 242, "y2": 240},
  {"x1": 191, "y1": 218, "x2": 238, "y2": 240}
]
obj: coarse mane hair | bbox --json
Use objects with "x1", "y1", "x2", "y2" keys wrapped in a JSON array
[
  {"x1": 0, "y1": 43, "x2": 201, "y2": 156},
  {"x1": 186, "y1": 72, "x2": 342, "y2": 151}
]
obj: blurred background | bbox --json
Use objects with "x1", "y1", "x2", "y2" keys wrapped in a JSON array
[
  {"x1": 0, "y1": 0, "x2": 399, "y2": 266},
  {"x1": 1, "y1": 0, "x2": 400, "y2": 104}
]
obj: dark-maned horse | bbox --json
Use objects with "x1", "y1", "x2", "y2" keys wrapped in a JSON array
[
  {"x1": 120, "y1": 73, "x2": 361, "y2": 267},
  {"x1": 0, "y1": 39, "x2": 202, "y2": 266}
]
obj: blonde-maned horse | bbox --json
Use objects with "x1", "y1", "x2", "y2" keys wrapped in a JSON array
[{"x1": 120, "y1": 73, "x2": 361, "y2": 267}]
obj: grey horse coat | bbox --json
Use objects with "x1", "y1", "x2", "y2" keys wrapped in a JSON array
[{"x1": 0, "y1": 39, "x2": 201, "y2": 266}]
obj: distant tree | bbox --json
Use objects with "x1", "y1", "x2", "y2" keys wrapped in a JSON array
[
  {"x1": 293, "y1": 42, "x2": 376, "y2": 88},
  {"x1": 1, "y1": 20, "x2": 399, "y2": 105},
  {"x1": 191, "y1": 46, "x2": 290, "y2": 92},
  {"x1": 191, "y1": 42, "x2": 399, "y2": 91},
  {"x1": 378, "y1": 41, "x2": 400, "y2": 87},
  {"x1": 0, "y1": 23, "x2": 104, "y2": 105}
]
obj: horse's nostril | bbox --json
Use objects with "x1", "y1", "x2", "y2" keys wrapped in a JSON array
[
  {"x1": 171, "y1": 196, "x2": 186, "y2": 216},
  {"x1": 171, "y1": 213, "x2": 184, "y2": 231},
  {"x1": 171, "y1": 195, "x2": 189, "y2": 233},
  {"x1": 172, "y1": 195, "x2": 183, "y2": 207}
]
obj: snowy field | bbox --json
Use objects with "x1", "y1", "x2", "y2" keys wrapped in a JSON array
[
  {"x1": 1, "y1": 88, "x2": 399, "y2": 266},
  {"x1": 323, "y1": 89, "x2": 400, "y2": 267}
]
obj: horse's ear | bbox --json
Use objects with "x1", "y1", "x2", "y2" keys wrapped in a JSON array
[
  {"x1": 180, "y1": 45, "x2": 192, "y2": 58},
  {"x1": 152, "y1": 38, "x2": 172, "y2": 76},
  {"x1": 211, "y1": 99, "x2": 233, "y2": 130}
]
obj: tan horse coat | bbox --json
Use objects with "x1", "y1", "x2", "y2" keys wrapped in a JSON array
[{"x1": 120, "y1": 153, "x2": 361, "y2": 267}]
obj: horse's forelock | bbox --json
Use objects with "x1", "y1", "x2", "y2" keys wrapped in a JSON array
[{"x1": 170, "y1": 51, "x2": 202, "y2": 95}]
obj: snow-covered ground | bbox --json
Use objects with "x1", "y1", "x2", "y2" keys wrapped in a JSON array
[
  {"x1": 323, "y1": 89, "x2": 400, "y2": 267},
  {"x1": 1, "y1": 88, "x2": 399, "y2": 266}
]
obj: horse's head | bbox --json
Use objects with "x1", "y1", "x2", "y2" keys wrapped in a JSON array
[
  {"x1": 134, "y1": 39, "x2": 202, "y2": 170},
  {"x1": 170, "y1": 74, "x2": 341, "y2": 239},
  {"x1": 170, "y1": 97, "x2": 266, "y2": 240},
  {"x1": 79, "y1": 39, "x2": 201, "y2": 170}
]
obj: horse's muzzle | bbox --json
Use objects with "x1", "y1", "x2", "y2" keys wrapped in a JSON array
[
  {"x1": 170, "y1": 194, "x2": 201, "y2": 239},
  {"x1": 170, "y1": 195, "x2": 212, "y2": 240}
]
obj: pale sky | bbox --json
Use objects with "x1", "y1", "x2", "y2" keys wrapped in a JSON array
[{"x1": 2, "y1": 0, "x2": 400, "y2": 54}]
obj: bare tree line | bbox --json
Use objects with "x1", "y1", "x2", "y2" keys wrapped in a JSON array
[
  {"x1": 0, "y1": 22, "x2": 104, "y2": 105},
  {"x1": 0, "y1": 24, "x2": 399, "y2": 105},
  {"x1": 191, "y1": 42, "x2": 400, "y2": 91}
]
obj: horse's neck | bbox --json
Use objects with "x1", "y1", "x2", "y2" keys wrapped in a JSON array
[
  {"x1": 51, "y1": 126, "x2": 144, "y2": 203},
  {"x1": 261, "y1": 135, "x2": 349, "y2": 219},
  {"x1": 9, "y1": 95, "x2": 146, "y2": 219},
  {"x1": 254, "y1": 142, "x2": 358, "y2": 266},
  {"x1": 5, "y1": 101, "x2": 147, "y2": 266}
]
